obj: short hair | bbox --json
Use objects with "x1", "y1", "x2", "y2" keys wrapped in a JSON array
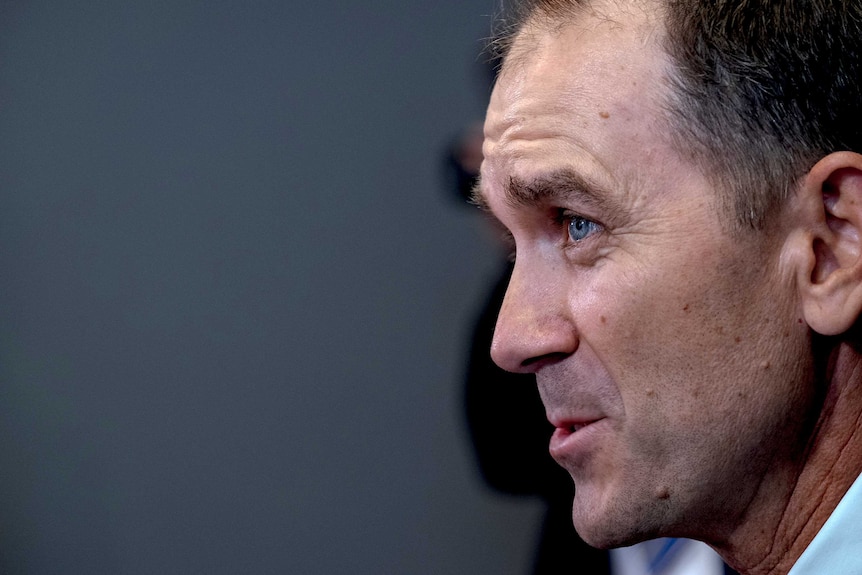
[{"x1": 491, "y1": 0, "x2": 862, "y2": 229}]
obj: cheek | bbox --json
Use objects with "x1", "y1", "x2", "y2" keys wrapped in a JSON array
[
  {"x1": 582, "y1": 251, "x2": 813, "y2": 471},
  {"x1": 581, "y1": 250, "x2": 803, "y2": 420}
]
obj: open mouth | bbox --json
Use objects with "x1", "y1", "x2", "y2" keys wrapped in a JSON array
[
  {"x1": 549, "y1": 417, "x2": 608, "y2": 462},
  {"x1": 556, "y1": 419, "x2": 598, "y2": 434}
]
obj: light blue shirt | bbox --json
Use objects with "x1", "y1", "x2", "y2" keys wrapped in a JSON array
[
  {"x1": 788, "y1": 471, "x2": 862, "y2": 574},
  {"x1": 609, "y1": 537, "x2": 724, "y2": 575}
]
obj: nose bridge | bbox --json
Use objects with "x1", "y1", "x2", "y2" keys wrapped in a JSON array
[{"x1": 490, "y1": 257, "x2": 577, "y2": 373}]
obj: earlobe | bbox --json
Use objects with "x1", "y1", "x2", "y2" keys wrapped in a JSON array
[{"x1": 799, "y1": 152, "x2": 862, "y2": 336}]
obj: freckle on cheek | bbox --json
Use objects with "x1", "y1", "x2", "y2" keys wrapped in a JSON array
[
  {"x1": 600, "y1": 315, "x2": 607, "y2": 324},
  {"x1": 682, "y1": 304, "x2": 690, "y2": 312},
  {"x1": 734, "y1": 336, "x2": 741, "y2": 344},
  {"x1": 761, "y1": 361, "x2": 771, "y2": 370},
  {"x1": 656, "y1": 487, "x2": 670, "y2": 500},
  {"x1": 599, "y1": 111, "x2": 610, "y2": 119},
  {"x1": 645, "y1": 389, "x2": 655, "y2": 397}
]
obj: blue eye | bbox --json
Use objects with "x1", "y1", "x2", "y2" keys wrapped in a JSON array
[{"x1": 568, "y1": 216, "x2": 599, "y2": 242}]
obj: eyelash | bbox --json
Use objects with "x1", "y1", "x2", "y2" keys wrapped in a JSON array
[{"x1": 501, "y1": 229, "x2": 517, "y2": 262}]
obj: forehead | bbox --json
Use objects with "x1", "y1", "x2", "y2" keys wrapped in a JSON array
[{"x1": 480, "y1": 7, "x2": 677, "y2": 213}]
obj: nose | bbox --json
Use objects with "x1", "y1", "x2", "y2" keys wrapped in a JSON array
[{"x1": 490, "y1": 260, "x2": 579, "y2": 373}]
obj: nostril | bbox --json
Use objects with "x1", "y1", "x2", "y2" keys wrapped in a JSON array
[
  {"x1": 520, "y1": 351, "x2": 574, "y2": 372},
  {"x1": 491, "y1": 269, "x2": 579, "y2": 373}
]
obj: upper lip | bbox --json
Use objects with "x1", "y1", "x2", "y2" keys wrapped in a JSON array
[
  {"x1": 548, "y1": 415, "x2": 604, "y2": 434},
  {"x1": 548, "y1": 414, "x2": 607, "y2": 462}
]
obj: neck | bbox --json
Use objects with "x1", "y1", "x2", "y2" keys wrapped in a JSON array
[{"x1": 720, "y1": 342, "x2": 862, "y2": 575}]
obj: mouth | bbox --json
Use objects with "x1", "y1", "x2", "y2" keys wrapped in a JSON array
[
  {"x1": 552, "y1": 417, "x2": 601, "y2": 435},
  {"x1": 548, "y1": 417, "x2": 607, "y2": 462}
]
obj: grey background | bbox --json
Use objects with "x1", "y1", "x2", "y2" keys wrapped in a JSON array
[{"x1": 0, "y1": 1, "x2": 546, "y2": 574}]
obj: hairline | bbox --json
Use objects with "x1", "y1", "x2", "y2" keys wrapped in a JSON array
[{"x1": 490, "y1": 0, "x2": 768, "y2": 233}]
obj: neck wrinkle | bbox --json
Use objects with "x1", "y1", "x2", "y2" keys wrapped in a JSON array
[{"x1": 720, "y1": 343, "x2": 862, "y2": 575}]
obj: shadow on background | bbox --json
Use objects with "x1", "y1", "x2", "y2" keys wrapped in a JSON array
[{"x1": 0, "y1": 2, "x2": 544, "y2": 574}]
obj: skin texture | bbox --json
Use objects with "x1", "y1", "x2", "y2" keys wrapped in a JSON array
[{"x1": 476, "y1": 4, "x2": 862, "y2": 573}]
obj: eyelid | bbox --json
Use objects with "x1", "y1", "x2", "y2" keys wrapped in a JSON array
[{"x1": 556, "y1": 208, "x2": 601, "y2": 228}]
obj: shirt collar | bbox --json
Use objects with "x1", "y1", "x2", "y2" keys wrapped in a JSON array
[{"x1": 788, "y1": 470, "x2": 862, "y2": 574}]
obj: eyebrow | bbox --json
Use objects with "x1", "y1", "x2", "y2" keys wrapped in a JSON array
[{"x1": 471, "y1": 169, "x2": 619, "y2": 217}]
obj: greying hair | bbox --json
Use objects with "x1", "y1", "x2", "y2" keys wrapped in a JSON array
[{"x1": 492, "y1": 0, "x2": 862, "y2": 229}]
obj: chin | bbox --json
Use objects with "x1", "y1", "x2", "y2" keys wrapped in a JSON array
[
  {"x1": 571, "y1": 492, "x2": 661, "y2": 550},
  {"x1": 574, "y1": 521, "x2": 647, "y2": 550}
]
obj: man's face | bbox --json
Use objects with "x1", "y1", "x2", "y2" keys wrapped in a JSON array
[{"x1": 479, "y1": 8, "x2": 815, "y2": 547}]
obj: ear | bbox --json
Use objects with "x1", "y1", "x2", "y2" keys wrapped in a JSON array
[{"x1": 797, "y1": 152, "x2": 862, "y2": 336}]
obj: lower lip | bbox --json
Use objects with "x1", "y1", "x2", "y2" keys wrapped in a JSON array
[{"x1": 549, "y1": 419, "x2": 608, "y2": 464}]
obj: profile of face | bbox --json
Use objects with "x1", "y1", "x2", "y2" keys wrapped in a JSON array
[{"x1": 479, "y1": 6, "x2": 817, "y2": 549}]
